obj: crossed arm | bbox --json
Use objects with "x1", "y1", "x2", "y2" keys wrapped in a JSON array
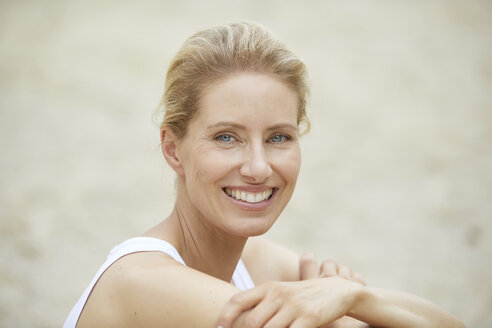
[
  {"x1": 218, "y1": 253, "x2": 466, "y2": 328},
  {"x1": 78, "y1": 238, "x2": 465, "y2": 328}
]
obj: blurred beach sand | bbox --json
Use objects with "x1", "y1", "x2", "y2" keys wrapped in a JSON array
[{"x1": 0, "y1": 1, "x2": 491, "y2": 327}]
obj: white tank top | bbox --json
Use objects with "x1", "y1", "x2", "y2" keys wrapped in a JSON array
[{"x1": 63, "y1": 237, "x2": 255, "y2": 328}]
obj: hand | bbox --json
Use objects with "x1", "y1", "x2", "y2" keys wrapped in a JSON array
[
  {"x1": 300, "y1": 254, "x2": 369, "y2": 328},
  {"x1": 299, "y1": 253, "x2": 366, "y2": 285},
  {"x1": 217, "y1": 276, "x2": 362, "y2": 328}
]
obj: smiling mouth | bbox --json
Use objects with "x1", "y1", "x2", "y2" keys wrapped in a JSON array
[{"x1": 223, "y1": 188, "x2": 275, "y2": 204}]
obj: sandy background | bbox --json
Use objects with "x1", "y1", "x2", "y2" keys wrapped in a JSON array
[{"x1": 0, "y1": 0, "x2": 491, "y2": 327}]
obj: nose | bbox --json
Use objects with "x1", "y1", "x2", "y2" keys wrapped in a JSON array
[{"x1": 239, "y1": 142, "x2": 273, "y2": 183}]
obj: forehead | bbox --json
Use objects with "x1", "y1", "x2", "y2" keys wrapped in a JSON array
[{"x1": 193, "y1": 72, "x2": 299, "y2": 128}]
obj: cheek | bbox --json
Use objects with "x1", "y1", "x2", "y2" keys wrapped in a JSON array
[
  {"x1": 272, "y1": 147, "x2": 301, "y2": 182},
  {"x1": 187, "y1": 147, "x2": 239, "y2": 183}
]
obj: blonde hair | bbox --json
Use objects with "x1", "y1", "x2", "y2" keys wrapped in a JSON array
[{"x1": 158, "y1": 22, "x2": 310, "y2": 138}]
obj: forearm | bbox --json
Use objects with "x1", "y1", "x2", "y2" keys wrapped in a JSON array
[
  {"x1": 218, "y1": 276, "x2": 466, "y2": 328},
  {"x1": 348, "y1": 286, "x2": 465, "y2": 328}
]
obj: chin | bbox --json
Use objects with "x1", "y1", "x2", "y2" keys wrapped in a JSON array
[{"x1": 226, "y1": 217, "x2": 277, "y2": 238}]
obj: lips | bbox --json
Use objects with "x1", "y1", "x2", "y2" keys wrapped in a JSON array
[{"x1": 223, "y1": 187, "x2": 274, "y2": 203}]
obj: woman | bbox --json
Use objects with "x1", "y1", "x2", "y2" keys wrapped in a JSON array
[{"x1": 64, "y1": 22, "x2": 465, "y2": 328}]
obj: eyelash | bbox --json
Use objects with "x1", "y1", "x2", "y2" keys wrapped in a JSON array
[
  {"x1": 215, "y1": 133, "x2": 238, "y2": 143},
  {"x1": 214, "y1": 133, "x2": 292, "y2": 144},
  {"x1": 268, "y1": 134, "x2": 292, "y2": 143}
]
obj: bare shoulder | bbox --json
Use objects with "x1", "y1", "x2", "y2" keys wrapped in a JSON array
[
  {"x1": 242, "y1": 236, "x2": 300, "y2": 284},
  {"x1": 77, "y1": 252, "x2": 240, "y2": 328}
]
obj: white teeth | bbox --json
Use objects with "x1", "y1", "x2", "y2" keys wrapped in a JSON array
[{"x1": 224, "y1": 188, "x2": 274, "y2": 203}]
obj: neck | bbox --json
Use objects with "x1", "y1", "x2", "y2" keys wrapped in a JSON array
[{"x1": 145, "y1": 197, "x2": 247, "y2": 283}]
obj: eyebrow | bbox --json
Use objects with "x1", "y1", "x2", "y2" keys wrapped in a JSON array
[{"x1": 207, "y1": 121, "x2": 297, "y2": 131}]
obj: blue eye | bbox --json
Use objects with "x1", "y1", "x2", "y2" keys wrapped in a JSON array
[
  {"x1": 216, "y1": 134, "x2": 236, "y2": 143},
  {"x1": 269, "y1": 134, "x2": 290, "y2": 143}
]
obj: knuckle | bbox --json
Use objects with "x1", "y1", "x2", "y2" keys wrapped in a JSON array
[
  {"x1": 220, "y1": 308, "x2": 237, "y2": 321},
  {"x1": 290, "y1": 297, "x2": 304, "y2": 309},
  {"x1": 300, "y1": 252, "x2": 316, "y2": 264},
  {"x1": 299, "y1": 312, "x2": 319, "y2": 326},
  {"x1": 320, "y1": 261, "x2": 334, "y2": 269},
  {"x1": 301, "y1": 304, "x2": 315, "y2": 316},
  {"x1": 229, "y1": 293, "x2": 244, "y2": 305},
  {"x1": 304, "y1": 308, "x2": 321, "y2": 322},
  {"x1": 321, "y1": 258, "x2": 336, "y2": 266},
  {"x1": 340, "y1": 265, "x2": 352, "y2": 276},
  {"x1": 243, "y1": 315, "x2": 259, "y2": 328},
  {"x1": 270, "y1": 282, "x2": 288, "y2": 298},
  {"x1": 319, "y1": 259, "x2": 338, "y2": 277}
]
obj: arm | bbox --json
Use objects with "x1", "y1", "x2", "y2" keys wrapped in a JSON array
[
  {"x1": 78, "y1": 237, "x2": 334, "y2": 328},
  {"x1": 242, "y1": 236, "x2": 301, "y2": 283},
  {"x1": 217, "y1": 276, "x2": 466, "y2": 328},
  {"x1": 77, "y1": 251, "x2": 251, "y2": 328},
  {"x1": 350, "y1": 287, "x2": 466, "y2": 328},
  {"x1": 243, "y1": 238, "x2": 368, "y2": 327}
]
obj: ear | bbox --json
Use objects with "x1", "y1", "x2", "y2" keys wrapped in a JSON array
[{"x1": 160, "y1": 128, "x2": 185, "y2": 176}]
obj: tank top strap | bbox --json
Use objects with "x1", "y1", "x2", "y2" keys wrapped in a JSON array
[
  {"x1": 119, "y1": 237, "x2": 254, "y2": 290},
  {"x1": 63, "y1": 237, "x2": 254, "y2": 328},
  {"x1": 108, "y1": 237, "x2": 185, "y2": 265},
  {"x1": 232, "y1": 258, "x2": 255, "y2": 291},
  {"x1": 63, "y1": 237, "x2": 186, "y2": 328}
]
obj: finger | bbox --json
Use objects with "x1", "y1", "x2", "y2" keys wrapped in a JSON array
[
  {"x1": 289, "y1": 315, "x2": 319, "y2": 328},
  {"x1": 353, "y1": 272, "x2": 366, "y2": 286},
  {"x1": 299, "y1": 253, "x2": 318, "y2": 280},
  {"x1": 263, "y1": 306, "x2": 296, "y2": 328},
  {"x1": 217, "y1": 287, "x2": 266, "y2": 328},
  {"x1": 242, "y1": 296, "x2": 281, "y2": 328},
  {"x1": 338, "y1": 264, "x2": 352, "y2": 280},
  {"x1": 319, "y1": 259, "x2": 338, "y2": 278}
]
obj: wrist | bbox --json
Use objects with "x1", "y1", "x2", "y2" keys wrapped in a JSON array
[{"x1": 347, "y1": 281, "x2": 368, "y2": 319}]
